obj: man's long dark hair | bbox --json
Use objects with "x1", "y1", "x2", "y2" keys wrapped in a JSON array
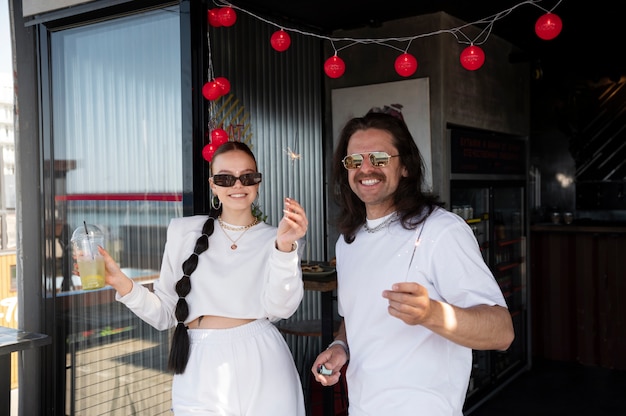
[
  {"x1": 168, "y1": 141, "x2": 258, "y2": 374},
  {"x1": 331, "y1": 112, "x2": 443, "y2": 243}
]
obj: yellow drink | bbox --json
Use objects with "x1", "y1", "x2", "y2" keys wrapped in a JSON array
[{"x1": 77, "y1": 257, "x2": 106, "y2": 290}]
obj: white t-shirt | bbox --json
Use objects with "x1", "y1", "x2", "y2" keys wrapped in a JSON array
[
  {"x1": 117, "y1": 215, "x2": 304, "y2": 330},
  {"x1": 336, "y1": 207, "x2": 507, "y2": 415}
]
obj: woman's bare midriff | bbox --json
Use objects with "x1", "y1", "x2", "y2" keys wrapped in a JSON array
[{"x1": 187, "y1": 315, "x2": 255, "y2": 329}]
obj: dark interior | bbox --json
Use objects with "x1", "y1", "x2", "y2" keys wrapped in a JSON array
[
  {"x1": 228, "y1": 0, "x2": 625, "y2": 79},
  {"x1": 227, "y1": 1, "x2": 626, "y2": 221}
]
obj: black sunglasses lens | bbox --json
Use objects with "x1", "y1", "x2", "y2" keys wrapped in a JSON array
[
  {"x1": 240, "y1": 173, "x2": 262, "y2": 186},
  {"x1": 213, "y1": 174, "x2": 235, "y2": 186}
]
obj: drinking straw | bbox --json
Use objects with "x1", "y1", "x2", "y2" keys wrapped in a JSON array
[{"x1": 83, "y1": 220, "x2": 94, "y2": 259}]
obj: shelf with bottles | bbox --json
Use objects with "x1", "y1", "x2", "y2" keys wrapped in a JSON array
[
  {"x1": 493, "y1": 250, "x2": 522, "y2": 267},
  {"x1": 496, "y1": 237, "x2": 523, "y2": 247},
  {"x1": 495, "y1": 268, "x2": 524, "y2": 312},
  {"x1": 451, "y1": 206, "x2": 488, "y2": 228},
  {"x1": 495, "y1": 258, "x2": 524, "y2": 273},
  {"x1": 451, "y1": 204, "x2": 474, "y2": 221},
  {"x1": 494, "y1": 237, "x2": 524, "y2": 266}
]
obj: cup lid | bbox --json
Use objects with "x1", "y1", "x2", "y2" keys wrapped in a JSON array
[{"x1": 71, "y1": 224, "x2": 104, "y2": 241}]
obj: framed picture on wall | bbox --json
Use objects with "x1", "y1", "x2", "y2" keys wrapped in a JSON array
[{"x1": 331, "y1": 77, "x2": 432, "y2": 191}]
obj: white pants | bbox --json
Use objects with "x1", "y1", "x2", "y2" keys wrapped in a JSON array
[{"x1": 171, "y1": 319, "x2": 305, "y2": 416}]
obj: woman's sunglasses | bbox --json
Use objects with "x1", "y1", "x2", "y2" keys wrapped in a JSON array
[
  {"x1": 342, "y1": 152, "x2": 400, "y2": 170},
  {"x1": 211, "y1": 172, "x2": 262, "y2": 187}
]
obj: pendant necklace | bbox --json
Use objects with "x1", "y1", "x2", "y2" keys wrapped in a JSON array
[
  {"x1": 404, "y1": 214, "x2": 429, "y2": 281},
  {"x1": 218, "y1": 216, "x2": 259, "y2": 250},
  {"x1": 363, "y1": 212, "x2": 396, "y2": 233}
]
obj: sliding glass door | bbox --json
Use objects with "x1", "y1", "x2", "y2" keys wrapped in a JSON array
[{"x1": 47, "y1": 5, "x2": 183, "y2": 414}]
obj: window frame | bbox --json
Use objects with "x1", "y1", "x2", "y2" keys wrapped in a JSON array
[{"x1": 21, "y1": 1, "x2": 205, "y2": 413}]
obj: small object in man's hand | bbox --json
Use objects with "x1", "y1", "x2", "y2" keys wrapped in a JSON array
[{"x1": 317, "y1": 364, "x2": 332, "y2": 375}]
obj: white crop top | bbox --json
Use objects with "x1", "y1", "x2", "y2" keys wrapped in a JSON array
[{"x1": 117, "y1": 215, "x2": 304, "y2": 330}]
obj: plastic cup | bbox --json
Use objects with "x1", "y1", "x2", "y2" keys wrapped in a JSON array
[
  {"x1": 550, "y1": 212, "x2": 561, "y2": 225},
  {"x1": 563, "y1": 212, "x2": 574, "y2": 225},
  {"x1": 71, "y1": 224, "x2": 106, "y2": 290}
]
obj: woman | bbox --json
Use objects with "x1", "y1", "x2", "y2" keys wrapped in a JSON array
[{"x1": 99, "y1": 141, "x2": 308, "y2": 415}]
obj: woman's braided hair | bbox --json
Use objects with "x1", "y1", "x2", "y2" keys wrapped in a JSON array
[
  {"x1": 167, "y1": 215, "x2": 215, "y2": 374},
  {"x1": 167, "y1": 141, "x2": 258, "y2": 374}
]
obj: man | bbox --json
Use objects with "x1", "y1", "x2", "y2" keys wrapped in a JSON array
[{"x1": 311, "y1": 112, "x2": 514, "y2": 415}]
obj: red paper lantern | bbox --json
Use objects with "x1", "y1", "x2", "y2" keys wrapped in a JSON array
[
  {"x1": 214, "y1": 77, "x2": 231, "y2": 95},
  {"x1": 394, "y1": 53, "x2": 418, "y2": 77},
  {"x1": 210, "y1": 128, "x2": 229, "y2": 146},
  {"x1": 202, "y1": 143, "x2": 217, "y2": 162},
  {"x1": 460, "y1": 45, "x2": 486, "y2": 71},
  {"x1": 202, "y1": 81, "x2": 223, "y2": 101},
  {"x1": 535, "y1": 13, "x2": 562, "y2": 40},
  {"x1": 270, "y1": 30, "x2": 291, "y2": 52},
  {"x1": 208, "y1": 9, "x2": 222, "y2": 27},
  {"x1": 218, "y1": 7, "x2": 237, "y2": 27},
  {"x1": 324, "y1": 55, "x2": 346, "y2": 79}
]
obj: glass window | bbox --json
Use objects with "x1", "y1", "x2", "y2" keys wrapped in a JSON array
[{"x1": 49, "y1": 6, "x2": 182, "y2": 414}]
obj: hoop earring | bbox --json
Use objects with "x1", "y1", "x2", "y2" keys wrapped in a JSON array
[{"x1": 211, "y1": 195, "x2": 222, "y2": 210}]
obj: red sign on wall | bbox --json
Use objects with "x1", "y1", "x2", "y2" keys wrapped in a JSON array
[{"x1": 450, "y1": 129, "x2": 526, "y2": 175}]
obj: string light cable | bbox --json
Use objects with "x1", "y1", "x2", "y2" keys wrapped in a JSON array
[
  {"x1": 199, "y1": 0, "x2": 564, "y2": 156},
  {"x1": 211, "y1": 0, "x2": 564, "y2": 63}
]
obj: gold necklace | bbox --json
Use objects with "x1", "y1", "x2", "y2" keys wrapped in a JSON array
[{"x1": 217, "y1": 216, "x2": 259, "y2": 250}]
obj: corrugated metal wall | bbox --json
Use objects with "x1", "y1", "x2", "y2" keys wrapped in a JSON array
[
  {"x1": 209, "y1": 11, "x2": 326, "y2": 257},
  {"x1": 208, "y1": 10, "x2": 330, "y2": 381}
]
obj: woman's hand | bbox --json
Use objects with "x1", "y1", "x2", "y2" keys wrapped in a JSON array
[
  {"x1": 97, "y1": 246, "x2": 133, "y2": 296},
  {"x1": 276, "y1": 197, "x2": 308, "y2": 252}
]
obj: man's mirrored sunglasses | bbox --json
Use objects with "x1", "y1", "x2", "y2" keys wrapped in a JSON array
[
  {"x1": 211, "y1": 172, "x2": 262, "y2": 187},
  {"x1": 342, "y1": 152, "x2": 400, "y2": 170}
]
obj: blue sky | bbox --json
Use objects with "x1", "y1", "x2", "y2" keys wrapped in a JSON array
[{"x1": 1, "y1": 1, "x2": 12, "y2": 74}]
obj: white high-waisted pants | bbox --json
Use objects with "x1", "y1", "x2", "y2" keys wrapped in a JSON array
[{"x1": 171, "y1": 318, "x2": 305, "y2": 415}]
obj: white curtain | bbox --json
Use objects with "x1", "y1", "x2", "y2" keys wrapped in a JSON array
[{"x1": 50, "y1": 6, "x2": 182, "y2": 415}]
